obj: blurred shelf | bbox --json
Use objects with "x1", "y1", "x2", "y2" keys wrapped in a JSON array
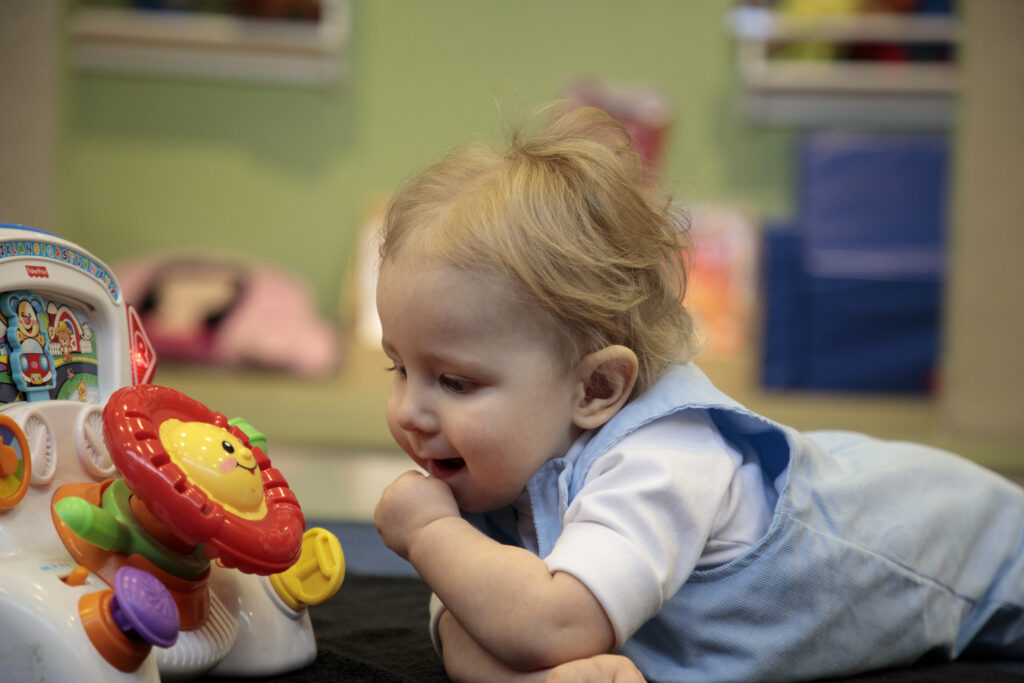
[
  {"x1": 152, "y1": 346, "x2": 395, "y2": 450},
  {"x1": 728, "y1": 8, "x2": 959, "y2": 45},
  {"x1": 69, "y1": 1, "x2": 349, "y2": 86},
  {"x1": 727, "y1": 7, "x2": 959, "y2": 128}
]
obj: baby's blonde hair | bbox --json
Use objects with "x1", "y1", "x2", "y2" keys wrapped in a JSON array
[{"x1": 378, "y1": 105, "x2": 696, "y2": 397}]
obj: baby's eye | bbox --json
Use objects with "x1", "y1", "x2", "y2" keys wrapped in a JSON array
[
  {"x1": 386, "y1": 364, "x2": 407, "y2": 379},
  {"x1": 440, "y1": 375, "x2": 474, "y2": 393}
]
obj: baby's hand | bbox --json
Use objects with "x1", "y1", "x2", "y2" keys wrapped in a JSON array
[
  {"x1": 546, "y1": 654, "x2": 646, "y2": 682},
  {"x1": 375, "y1": 470, "x2": 460, "y2": 560}
]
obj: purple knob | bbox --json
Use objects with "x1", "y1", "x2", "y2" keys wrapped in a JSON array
[{"x1": 110, "y1": 567, "x2": 179, "y2": 648}]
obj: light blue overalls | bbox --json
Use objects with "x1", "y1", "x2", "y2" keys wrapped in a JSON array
[{"x1": 468, "y1": 364, "x2": 1024, "y2": 682}]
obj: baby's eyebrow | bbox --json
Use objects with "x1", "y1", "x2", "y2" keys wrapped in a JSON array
[{"x1": 425, "y1": 349, "x2": 491, "y2": 377}]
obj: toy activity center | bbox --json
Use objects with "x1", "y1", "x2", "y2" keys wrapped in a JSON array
[{"x1": 0, "y1": 223, "x2": 344, "y2": 681}]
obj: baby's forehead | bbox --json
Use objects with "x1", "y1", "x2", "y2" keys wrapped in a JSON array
[
  {"x1": 381, "y1": 255, "x2": 517, "y2": 309},
  {"x1": 381, "y1": 255, "x2": 557, "y2": 334}
]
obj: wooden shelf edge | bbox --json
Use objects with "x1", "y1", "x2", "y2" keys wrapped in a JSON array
[{"x1": 69, "y1": 2, "x2": 349, "y2": 86}]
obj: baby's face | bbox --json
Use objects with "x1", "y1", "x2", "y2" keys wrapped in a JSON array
[
  {"x1": 376, "y1": 257, "x2": 583, "y2": 513},
  {"x1": 158, "y1": 419, "x2": 268, "y2": 520}
]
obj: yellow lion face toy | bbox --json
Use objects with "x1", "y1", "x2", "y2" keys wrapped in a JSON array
[{"x1": 158, "y1": 419, "x2": 268, "y2": 520}]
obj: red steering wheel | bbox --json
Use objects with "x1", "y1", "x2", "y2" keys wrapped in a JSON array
[{"x1": 102, "y1": 384, "x2": 304, "y2": 575}]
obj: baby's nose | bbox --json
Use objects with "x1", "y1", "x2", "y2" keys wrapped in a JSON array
[{"x1": 394, "y1": 387, "x2": 439, "y2": 435}]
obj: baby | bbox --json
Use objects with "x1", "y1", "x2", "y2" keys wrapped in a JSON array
[{"x1": 373, "y1": 105, "x2": 1024, "y2": 682}]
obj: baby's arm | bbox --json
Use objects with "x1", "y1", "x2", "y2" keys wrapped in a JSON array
[
  {"x1": 438, "y1": 609, "x2": 548, "y2": 682},
  {"x1": 439, "y1": 611, "x2": 644, "y2": 683},
  {"x1": 375, "y1": 470, "x2": 615, "y2": 671},
  {"x1": 546, "y1": 654, "x2": 646, "y2": 682}
]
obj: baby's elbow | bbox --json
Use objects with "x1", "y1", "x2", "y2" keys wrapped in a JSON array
[
  {"x1": 497, "y1": 647, "x2": 564, "y2": 672},
  {"x1": 498, "y1": 625, "x2": 611, "y2": 672},
  {"x1": 489, "y1": 575, "x2": 617, "y2": 671},
  {"x1": 499, "y1": 642, "x2": 564, "y2": 672}
]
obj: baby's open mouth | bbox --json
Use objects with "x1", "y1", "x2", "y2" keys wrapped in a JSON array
[{"x1": 436, "y1": 457, "x2": 465, "y2": 471}]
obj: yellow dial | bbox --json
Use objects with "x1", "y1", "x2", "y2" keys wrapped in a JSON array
[{"x1": 270, "y1": 528, "x2": 345, "y2": 610}]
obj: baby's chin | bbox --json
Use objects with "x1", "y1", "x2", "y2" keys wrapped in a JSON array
[{"x1": 453, "y1": 487, "x2": 526, "y2": 516}]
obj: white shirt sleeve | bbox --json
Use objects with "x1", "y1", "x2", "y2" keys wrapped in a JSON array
[
  {"x1": 541, "y1": 410, "x2": 769, "y2": 649},
  {"x1": 428, "y1": 592, "x2": 446, "y2": 655}
]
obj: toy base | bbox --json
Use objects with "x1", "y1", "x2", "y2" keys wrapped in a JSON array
[{"x1": 0, "y1": 557, "x2": 161, "y2": 682}]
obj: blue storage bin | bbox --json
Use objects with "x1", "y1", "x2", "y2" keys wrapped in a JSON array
[
  {"x1": 802, "y1": 277, "x2": 941, "y2": 392},
  {"x1": 799, "y1": 132, "x2": 949, "y2": 281},
  {"x1": 760, "y1": 132, "x2": 948, "y2": 393},
  {"x1": 761, "y1": 226, "x2": 807, "y2": 389}
]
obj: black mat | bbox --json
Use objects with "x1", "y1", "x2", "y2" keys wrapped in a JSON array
[
  {"x1": 203, "y1": 521, "x2": 1024, "y2": 682},
  {"x1": 280, "y1": 573, "x2": 448, "y2": 682},
  {"x1": 204, "y1": 572, "x2": 1024, "y2": 682},
  {"x1": 206, "y1": 573, "x2": 447, "y2": 682}
]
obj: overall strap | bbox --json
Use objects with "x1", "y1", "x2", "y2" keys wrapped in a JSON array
[{"x1": 523, "y1": 364, "x2": 791, "y2": 558}]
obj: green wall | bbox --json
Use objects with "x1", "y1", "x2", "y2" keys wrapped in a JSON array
[{"x1": 62, "y1": 0, "x2": 794, "y2": 320}]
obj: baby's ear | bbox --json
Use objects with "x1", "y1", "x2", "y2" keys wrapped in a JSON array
[{"x1": 573, "y1": 345, "x2": 638, "y2": 430}]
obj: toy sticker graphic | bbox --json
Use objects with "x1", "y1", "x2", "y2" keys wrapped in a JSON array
[
  {"x1": 0, "y1": 292, "x2": 100, "y2": 404},
  {"x1": 2, "y1": 292, "x2": 56, "y2": 402},
  {"x1": 47, "y1": 301, "x2": 99, "y2": 403},
  {"x1": 0, "y1": 239, "x2": 120, "y2": 302}
]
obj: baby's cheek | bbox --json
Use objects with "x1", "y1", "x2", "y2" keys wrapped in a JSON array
[
  {"x1": 384, "y1": 401, "x2": 402, "y2": 438},
  {"x1": 386, "y1": 423, "x2": 417, "y2": 462},
  {"x1": 451, "y1": 421, "x2": 503, "y2": 462}
]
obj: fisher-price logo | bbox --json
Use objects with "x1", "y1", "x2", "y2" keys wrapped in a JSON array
[{"x1": 25, "y1": 265, "x2": 49, "y2": 278}]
